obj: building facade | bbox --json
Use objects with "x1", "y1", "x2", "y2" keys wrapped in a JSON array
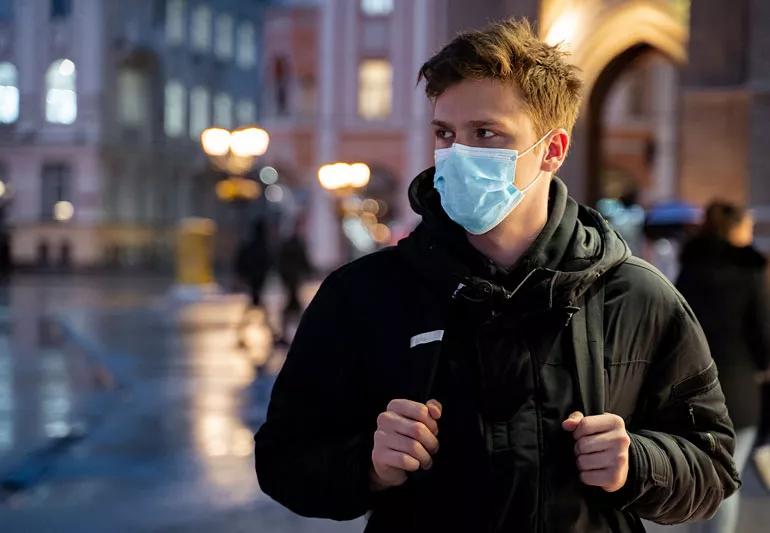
[
  {"x1": 0, "y1": 0, "x2": 268, "y2": 269},
  {"x1": 260, "y1": 0, "x2": 449, "y2": 269}
]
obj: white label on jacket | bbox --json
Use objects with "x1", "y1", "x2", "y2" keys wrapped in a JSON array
[{"x1": 410, "y1": 330, "x2": 444, "y2": 349}]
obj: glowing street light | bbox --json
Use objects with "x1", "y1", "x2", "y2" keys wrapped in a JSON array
[
  {"x1": 230, "y1": 127, "x2": 270, "y2": 158},
  {"x1": 200, "y1": 125, "x2": 270, "y2": 203},
  {"x1": 54, "y1": 201, "x2": 74, "y2": 222},
  {"x1": 200, "y1": 127, "x2": 231, "y2": 157},
  {"x1": 318, "y1": 162, "x2": 371, "y2": 193}
]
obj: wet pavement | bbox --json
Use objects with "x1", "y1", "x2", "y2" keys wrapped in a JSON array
[
  {"x1": 0, "y1": 274, "x2": 767, "y2": 532},
  {"x1": 0, "y1": 274, "x2": 363, "y2": 532}
]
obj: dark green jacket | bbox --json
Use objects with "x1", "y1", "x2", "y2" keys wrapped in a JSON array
[{"x1": 254, "y1": 171, "x2": 740, "y2": 532}]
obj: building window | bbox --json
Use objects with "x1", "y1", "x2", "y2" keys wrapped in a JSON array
[
  {"x1": 45, "y1": 59, "x2": 77, "y2": 125},
  {"x1": 191, "y1": 4, "x2": 212, "y2": 52},
  {"x1": 215, "y1": 13, "x2": 234, "y2": 60},
  {"x1": 166, "y1": 0, "x2": 185, "y2": 45},
  {"x1": 358, "y1": 59, "x2": 392, "y2": 120},
  {"x1": 213, "y1": 93, "x2": 232, "y2": 128},
  {"x1": 0, "y1": 62, "x2": 19, "y2": 124},
  {"x1": 236, "y1": 99, "x2": 255, "y2": 126},
  {"x1": 272, "y1": 56, "x2": 289, "y2": 115},
  {"x1": 41, "y1": 163, "x2": 71, "y2": 221},
  {"x1": 51, "y1": 0, "x2": 72, "y2": 19},
  {"x1": 361, "y1": 0, "x2": 393, "y2": 16},
  {"x1": 236, "y1": 22, "x2": 256, "y2": 68},
  {"x1": 164, "y1": 80, "x2": 186, "y2": 137},
  {"x1": 118, "y1": 68, "x2": 148, "y2": 127},
  {"x1": 189, "y1": 86, "x2": 209, "y2": 140},
  {"x1": 0, "y1": 0, "x2": 14, "y2": 21}
]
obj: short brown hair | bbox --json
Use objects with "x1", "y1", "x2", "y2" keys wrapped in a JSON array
[{"x1": 418, "y1": 18, "x2": 583, "y2": 136}]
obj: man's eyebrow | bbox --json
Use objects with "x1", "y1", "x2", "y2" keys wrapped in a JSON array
[
  {"x1": 431, "y1": 119, "x2": 453, "y2": 129},
  {"x1": 431, "y1": 119, "x2": 508, "y2": 129},
  {"x1": 467, "y1": 120, "x2": 505, "y2": 128}
]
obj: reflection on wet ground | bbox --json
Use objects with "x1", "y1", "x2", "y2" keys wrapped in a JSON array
[{"x1": 0, "y1": 274, "x2": 363, "y2": 532}]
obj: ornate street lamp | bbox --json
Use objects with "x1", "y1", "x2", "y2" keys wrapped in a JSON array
[{"x1": 200, "y1": 126, "x2": 270, "y2": 201}]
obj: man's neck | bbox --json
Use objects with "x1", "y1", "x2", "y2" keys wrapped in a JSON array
[{"x1": 466, "y1": 195, "x2": 549, "y2": 270}]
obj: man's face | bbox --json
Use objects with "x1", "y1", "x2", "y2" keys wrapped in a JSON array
[{"x1": 431, "y1": 78, "x2": 546, "y2": 188}]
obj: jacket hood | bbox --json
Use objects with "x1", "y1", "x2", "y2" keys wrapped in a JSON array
[
  {"x1": 681, "y1": 234, "x2": 767, "y2": 270},
  {"x1": 398, "y1": 167, "x2": 630, "y2": 311}
]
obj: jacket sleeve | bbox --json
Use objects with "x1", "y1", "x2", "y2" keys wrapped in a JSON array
[
  {"x1": 253, "y1": 270, "x2": 375, "y2": 520},
  {"x1": 746, "y1": 269, "x2": 770, "y2": 371},
  {"x1": 616, "y1": 298, "x2": 741, "y2": 524}
]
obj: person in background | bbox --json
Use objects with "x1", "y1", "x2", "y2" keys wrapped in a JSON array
[
  {"x1": 235, "y1": 218, "x2": 274, "y2": 347},
  {"x1": 275, "y1": 216, "x2": 313, "y2": 346},
  {"x1": 677, "y1": 202, "x2": 770, "y2": 533}
]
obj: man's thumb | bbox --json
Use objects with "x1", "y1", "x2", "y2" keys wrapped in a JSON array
[{"x1": 561, "y1": 411, "x2": 584, "y2": 432}]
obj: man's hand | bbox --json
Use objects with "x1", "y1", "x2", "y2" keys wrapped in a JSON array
[
  {"x1": 370, "y1": 399, "x2": 442, "y2": 491},
  {"x1": 562, "y1": 411, "x2": 631, "y2": 493}
]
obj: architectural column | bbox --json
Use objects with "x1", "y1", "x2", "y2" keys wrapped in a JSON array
[{"x1": 310, "y1": 0, "x2": 341, "y2": 270}]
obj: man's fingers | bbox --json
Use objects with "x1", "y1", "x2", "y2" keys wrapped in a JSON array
[
  {"x1": 377, "y1": 431, "x2": 434, "y2": 470},
  {"x1": 387, "y1": 399, "x2": 439, "y2": 435},
  {"x1": 380, "y1": 448, "x2": 421, "y2": 473},
  {"x1": 574, "y1": 432, "x2": 617, "y2": 455},
  {"x1": 579, "y1": 466, "x2": 628, "y2": 493},
  {"x1": 572, "y1": 413, "x2": 625, "y2": 440},
  {"x1": 426, "y1": 399, "x2": 443, "y2": 421},
  {"x1": 377, "y1": 411, "x2": 440, "y2": 454},
  {"x1": 576, "y1": 451, "x2": 613, "y2": 472}
]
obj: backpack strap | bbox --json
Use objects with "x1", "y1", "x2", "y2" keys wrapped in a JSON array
[{"x1": 571, "y1": 277, "x2": 607, "y2": 416}]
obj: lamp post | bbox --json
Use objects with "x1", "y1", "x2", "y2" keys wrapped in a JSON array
[
  {"x1": 197, "y1": 126, "x2": 270, "y2": 287},
  {"x1": 200, "y1": 126, "x2": 270, "y2": 201}
]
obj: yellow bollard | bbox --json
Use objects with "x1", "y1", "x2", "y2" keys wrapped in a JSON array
[{"x1": 176, "y1": 217, "x2": 216, "y2": 286}]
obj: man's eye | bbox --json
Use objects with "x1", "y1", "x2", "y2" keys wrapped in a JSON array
[
  {"x1": 435, "y1": 130, "x2": 453, "y2": 140},
  {"x1": 477, "y1": 129, "x2": 496, "y2": 139}
]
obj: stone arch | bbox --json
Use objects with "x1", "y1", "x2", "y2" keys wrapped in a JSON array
[{"x1": 539, "y1": 0, "x2": 689, "y2": 203}]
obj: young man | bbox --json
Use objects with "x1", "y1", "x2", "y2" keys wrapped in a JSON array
[{"x1": 255, "y1": 19, "x2": 740, "y2": 532}]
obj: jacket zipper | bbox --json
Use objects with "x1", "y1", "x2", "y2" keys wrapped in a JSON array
[{"x1": 528, "y1": 338, "x2": 546, "y2": 533}]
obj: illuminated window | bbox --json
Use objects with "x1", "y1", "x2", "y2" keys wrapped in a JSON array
[
  {"x1": 45, "y1": 59, "x2": 77, "y2": 124},
  {"x1": 358, "y1": 59, "x2": 392, "y2": 120},
  {"x1": 0, "y1": 62, "x2": 19, "y2": 124},
  {"x1": 191, "y1": 4, "x2": 212, "y2": 52},
  {"x1": 213, "y1": 93, "x2": 232, "y2": 128},
  {"x1": 164, "y1": 80, "x2": 186, "y2": 137},
  {"x1": 236, "y1": 99, "x2": 255, "y2": 125},
  {"x1": 215, "y1": 13, "x2": 234, "y2": 59},
  {"x1": 118, "y1": 68, "x2": 148, "y2": 126},
  {"x1": 236, "y1": 22, "x2": 256, "y2": 68},
  {"x1": 361, "y1": 0, "x2": 393, "y2": 16},
  {"x1": 189, "y1": 86, "x2": 210, "y2": 140},
  {"x1": 166, "y1": 0, "x2": 185, "y2": 45}
]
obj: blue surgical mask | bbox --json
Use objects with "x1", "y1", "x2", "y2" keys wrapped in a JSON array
[{"x1": 433, "y1": 131, "x2": 552, "y2": 235}]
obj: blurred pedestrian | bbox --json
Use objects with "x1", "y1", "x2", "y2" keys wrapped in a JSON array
[
  {"x1": 235, "y1": 218, "x2": 274, "y2": 346},
  {"x1": 255, "y1": 18, "x2": 739, "y2": 532},
  {"x1": 677, "y1": 201, "x2": 770, "y2": 533},
  {"x1": 275, "y1": 217, "x2": 313, "y2": 346},
  {"x1": 235, "y1": 218, "x2": 272, "y2": 307}
]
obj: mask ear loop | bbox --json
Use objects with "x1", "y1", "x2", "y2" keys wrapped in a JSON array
[{"x1": 515, "y1": 129, "x2": 557, "y2": 191}]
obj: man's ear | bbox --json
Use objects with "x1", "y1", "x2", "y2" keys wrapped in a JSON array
[{"x1": 541, "y1": 129, "x2": 570, "y2": 173}]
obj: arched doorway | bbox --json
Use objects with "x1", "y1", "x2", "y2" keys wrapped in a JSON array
[{"x1": 539, "y1": 0, "x2": 688, "y2": 204}]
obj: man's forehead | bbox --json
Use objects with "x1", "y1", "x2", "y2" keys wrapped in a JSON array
[{"x1": 431, "y1": 79, "x2": 529, "y2": 125}]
